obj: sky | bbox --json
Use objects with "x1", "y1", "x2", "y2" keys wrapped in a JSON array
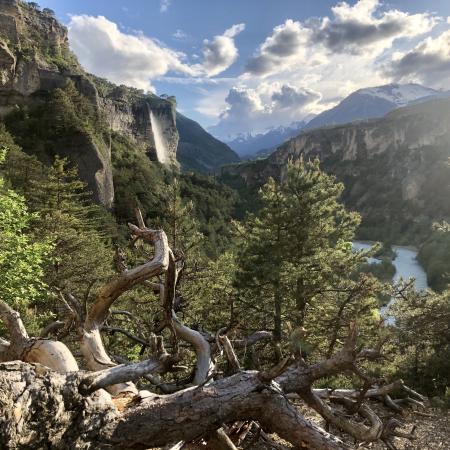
[{"x1": 39, "y1": 0, "x2": 450, "y2": 139}]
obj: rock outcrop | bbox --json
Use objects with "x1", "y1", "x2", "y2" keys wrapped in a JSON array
[{"x1": 0, "y1": 0, "x2": 179, "y2": 208}]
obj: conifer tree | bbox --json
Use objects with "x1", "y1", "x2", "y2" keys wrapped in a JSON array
[
  {"x1": 30, "y1": 156, "x2": 114, "y2": 299},
  {"x1": 235, "y1": 159, "x2": 382, "y2": 354}
]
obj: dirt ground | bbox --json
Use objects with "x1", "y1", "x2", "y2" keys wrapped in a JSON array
[
  {"x1": 242, "y1": 404, "x2": 450, "y2": 450},
  {"x1": 172, "y1": 401, "x2": 450, "y2": 449}
]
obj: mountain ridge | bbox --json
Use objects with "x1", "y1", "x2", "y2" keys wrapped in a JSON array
[
  {"x1": 304, "y1": 83, "x2": 440, "y2": 131},
  {"x1": 225, "y1": 121, "x2": 308, "y2": 158},
  {"x1": 177, "y1": 112, "x2": 239, "y2": 172},
  {"x1": 220, "y1": 96, "x2": 450, "y2": 244}
]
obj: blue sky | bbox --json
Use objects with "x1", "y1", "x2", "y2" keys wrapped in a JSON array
[{"x1": 39, "y1": 0, "x2": 450, "y2": 138}]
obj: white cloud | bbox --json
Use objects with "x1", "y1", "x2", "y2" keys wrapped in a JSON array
[
  {"x1": 68, "y1": 16, "x2": 245, "y2": 91},
  {"x1": 160, "y1": 0, "x2": 171, "y2": 13},
  {"x1": 245, "y1": 0, "x2": 436, "y2": 77},
  {"x1": 194, "y1": 23, "x2": 245, "y2": 77},
  {"x1": 310, "y1": 0, "x2": 435, "y2": 54},
  {"x1": 245, "y1": 20, "x2": 310, "y2": 76},
  {"x1": 208, "y1": 82, "x2": 321, "y2": 139},
  {"x1": 384, "y1": 29, "x2": 450, "y2": 87},
  {"x1": 68, "y1": 15, "x2": 193, "y2": 91}
]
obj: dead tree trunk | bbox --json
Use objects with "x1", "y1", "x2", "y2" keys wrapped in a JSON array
[
  {"x1": 0, "y1": 218, "x2": 422, "y2": 450},
  {"x1": 0, "y1": 361, "x2": 345, "y2": 450}
]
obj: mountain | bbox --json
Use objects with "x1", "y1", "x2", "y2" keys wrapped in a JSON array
[
  {"x1": 224, "y1": 83, "x2": 439, "y2": 158},
  {"x1": 220, "y1": 96, "x2": 450, "y2": 245},
  {"x1": 225, "y1": 121, "x2": 308, "y2": 158},
  {"x1": 304, "y1": 83, "x2": 440, "y2": 131},
  {"x1": 0, "y1": 0, "x2": 182, "y2": 207},
  {"x1": 176, "y1": 113, "x2": 239, "y2": 172}
]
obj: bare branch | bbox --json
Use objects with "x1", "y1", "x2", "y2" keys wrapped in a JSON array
[
  {"x1": 172, "y1": 312, "x2": 212, "y2": 385},
  {"x1": 0, "y1": 300, "x2": 29, "y2": 358},
  {"x1": 40, "y1": 321, "x2": 66, "y2": 338},
  {"x1": 85, "y1": 226, "x2": 169, "y2": 330},
  {"x1": 80, "y1": 355, "x2": 175, "y2": 394},
  {"x1": 218, "y1": 334, "x2": 241, "y2": 373},
  {"x1": 232, "y1": 331, "x2": 273, "y2": 348}
]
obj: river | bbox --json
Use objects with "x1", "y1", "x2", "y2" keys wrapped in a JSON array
[{"x1": 353, "y1": 241, "x2": 428, "y2": 321}]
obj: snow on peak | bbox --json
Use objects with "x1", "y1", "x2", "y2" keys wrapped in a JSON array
[{"x1": 355, "y1": 83, "x2": 439, "y2": 107}]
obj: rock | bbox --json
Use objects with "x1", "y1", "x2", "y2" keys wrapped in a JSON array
[
  {"x1": 0, "y1": 0, "x2": 180, "y2": 208},
  {"x1": 98, "y1": 87, "x2": 179, "y2": 166}
]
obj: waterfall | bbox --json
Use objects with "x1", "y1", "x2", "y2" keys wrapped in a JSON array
[{"x1": 149, "y1": 110, "x2": 169, "y2": 164}]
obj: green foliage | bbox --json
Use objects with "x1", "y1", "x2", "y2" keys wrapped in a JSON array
[
  {"x1": 0, "y1": 124, "x2": 114, "y2": 302},
  {"x1": 110, "y1": 132, "x2": 170, "y2": 225},
  {"x1": 391, "y1": 285, "x2": 450, "y2": 396},
  {"x1": 26, "y1": 156, "x2": 114, "y2": 298},
  {"x1": 4, "y1": 79, "x2": 106, "y2": 162},
  {"x1": 418, "y1": 227, "x2": 450, "y2": 291},
  {"x1": 111, "y1": 132, "x2": 237, "y2": 255},
  {"x1": 183, "y1": 251, "x2": 237, "y2": 331},
  {"x1": 0, "y1": 145, "x2": 52, "y2": 334},
  {"x1": 176, "y1": 113, "x2": 239, "y2": 173},
  {"x1": 360, "y1": 260, "x2": 396, "y2": 284},
  {"x1": 177, "y1": 172, "x2": 237, "y2": 256},
  {"x1": 232, "y1": 159, "x2": 383, "y2": 357}
]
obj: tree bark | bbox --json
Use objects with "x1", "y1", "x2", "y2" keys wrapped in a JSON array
[{"x1": 0, "y1": 361, "x2": 345, "y2": 450}]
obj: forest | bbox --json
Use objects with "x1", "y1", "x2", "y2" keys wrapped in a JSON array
[
  {"x1": 1, "y1": 0, "x2": 450, "y2": 448},
  {"x1": 1, "y1": 119, "x2": 450, "y2": 448}
]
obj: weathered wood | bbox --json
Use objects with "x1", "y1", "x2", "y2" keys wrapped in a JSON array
[
  {"x1": 80, "y1": 357, "x2": 171, "y2": 394},
  {"x1": 0, "y1": 361, "x2": 346, "y2": 450},
  {"x1": 172, "y1": 312, "x2": 213, "y2": 385}
]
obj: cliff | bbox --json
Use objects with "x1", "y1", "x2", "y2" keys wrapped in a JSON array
[
  {"x1": 220, "y1": 98, "x2": 450, "y2": 243},
  {"x1": 0, "y1": 0, "x2": 179, "y2": 208}
]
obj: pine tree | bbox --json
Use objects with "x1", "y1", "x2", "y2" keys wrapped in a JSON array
[
  {"x1": 27, "y1": 155, "x2": 114, "y2": 299},
  {"x1": 235, "y1": 159, "x2": 382, "y2": 355}
]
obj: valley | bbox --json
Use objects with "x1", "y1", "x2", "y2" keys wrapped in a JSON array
[{"x1": 1, "y1": 1, "x2": 450, "y2": 449}]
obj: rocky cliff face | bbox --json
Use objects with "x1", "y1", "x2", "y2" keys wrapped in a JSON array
[
  {"x1": 96, "y1": 82, "x2": 179, "y2": 166},
  {"x1": 221, "y1": 98, "x2": 450, "y2": 242},
  {"x1": 0, "y1": 0, "x2": 179, "y2": 208}
]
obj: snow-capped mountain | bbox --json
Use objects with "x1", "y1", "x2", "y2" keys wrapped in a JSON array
[
  {"x1": 226, "y1": 121, "x2": 309, "y2": 158},
  {"x1": 304, "y1": 83, "x2": 441, "y2": 131},
  {"x1": 224, "y1": 83, "x2": 445, "y2": 159},
  {"x1": 359, "y1": 83, "x2": 440, "y2": 106}
]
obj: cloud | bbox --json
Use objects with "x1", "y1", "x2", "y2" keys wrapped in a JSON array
[
  {"x1": 208, "y1": 83, "x2": 321, "y2": 138},
  {"x1": 68, "y1": 16, "x2": 244, "y2": 91},
  {"x1": 245, "y1": 20, "x2": 310, "y2": 75},
  {"x1": 310, "y1": 0, "x2": 435, "y2": 54},
  {"x1": 245, "y1": 0, "x2": 436, "y2": 76},
  {"x1": 272, "y1": 84, "x2": 321, "y2": 109},
  {"x1": 160, "y1": 0, "x2": 171, "y2": 13},
  {"x1": 173, "y1": 29, "x2": 187, "y2": 40},
  {"x1": 384, "y1": 30, "x2": 450, "y2": 87},
  {"x1": 68, "y1": 15, "x2": 193, "y2": 91},
  {"x1": 196, "y1": 23, "x2": 245, "y2": 77}
]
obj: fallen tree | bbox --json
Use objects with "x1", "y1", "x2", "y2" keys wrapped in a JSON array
[{"x1": 0, "y1": 217, "x2": 422, "y2": 449}]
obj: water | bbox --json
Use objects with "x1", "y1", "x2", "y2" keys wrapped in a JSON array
[
  {"x1": 353, "y1": 241, "x2": 428, "y2": 290},
  {"x1": 353, "y1": 241, "x2": 428, "y2": 322},
  {"x1": 150, "y1": 110, "x2": 169, "y2": 164}
]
